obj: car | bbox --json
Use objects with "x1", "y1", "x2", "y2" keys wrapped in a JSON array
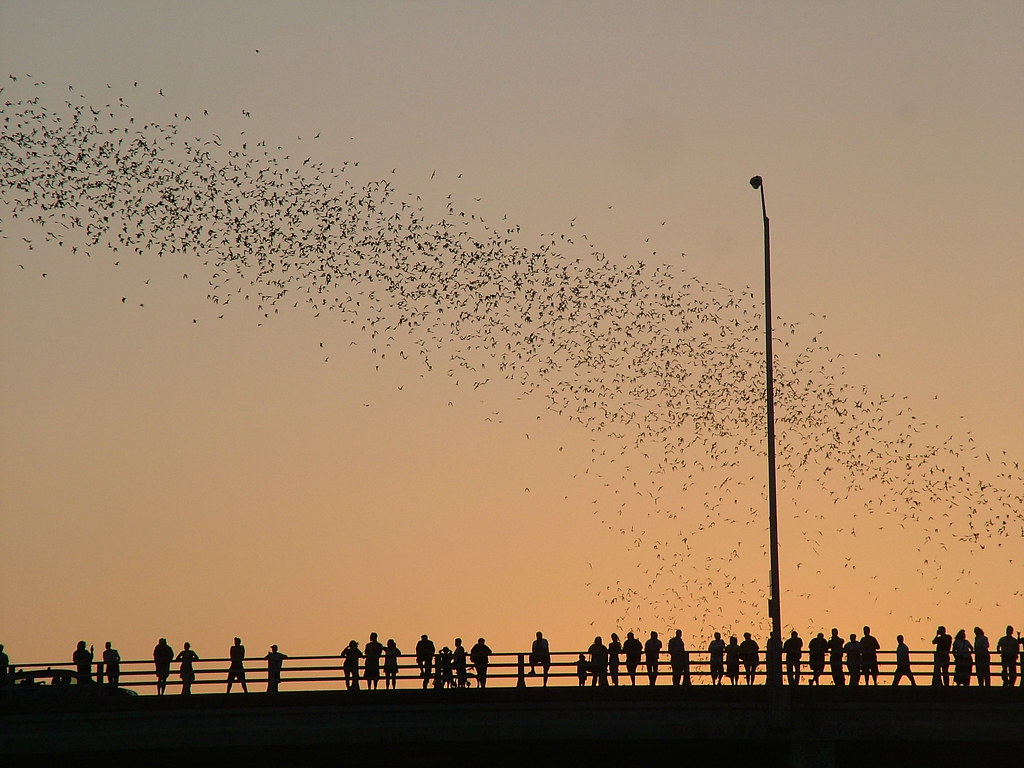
[{"x1": 2, "y1": 668, "x2": 137, "y2": 698}]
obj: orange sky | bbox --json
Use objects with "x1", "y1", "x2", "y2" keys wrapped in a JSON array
[{"x1": 1, "y1": 1, "x2": 1022, "y2": 675}]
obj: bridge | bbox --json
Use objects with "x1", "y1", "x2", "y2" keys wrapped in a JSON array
[{"x1": 3, "y1": 650, "x2": 1021, "y2": 767}]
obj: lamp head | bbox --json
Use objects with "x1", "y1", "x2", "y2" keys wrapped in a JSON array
[{"x1": 749, "y1": 176, "x2": 763, "y2": 190}]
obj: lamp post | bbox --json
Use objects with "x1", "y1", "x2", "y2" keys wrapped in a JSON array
[{"x1": 750, "y1": 175, "x2": 782, "y2": 685}]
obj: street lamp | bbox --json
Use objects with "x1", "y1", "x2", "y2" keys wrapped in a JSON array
[{"x1": 750, "y1": 175, "x2": 782, "y2": 686}]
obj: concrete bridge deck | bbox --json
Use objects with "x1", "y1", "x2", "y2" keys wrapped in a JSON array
[{"x1": 3, "y1": 685, "x2": 1021, "y2": 767}]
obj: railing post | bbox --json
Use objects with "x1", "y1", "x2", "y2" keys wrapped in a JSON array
[{"x1": 517, "y1": 653, "x2": 526, "y2": 688}]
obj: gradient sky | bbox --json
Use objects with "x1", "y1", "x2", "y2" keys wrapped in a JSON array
[{"x1": 2, "y1": 0, "x2": 1022, "y2": 676}]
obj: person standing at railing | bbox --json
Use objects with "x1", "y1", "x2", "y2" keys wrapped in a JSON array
[
  {"x1": 383, "y1": 639, "x2": 401, "y2": 690},
  {"x1": 589, "y1": 636, "x2": 609, "y2": 687},
  {"x1": 575, "y1": 653, "x2": 589, "y2": 686},
  {"x1": 931, "y1": 626, "x2": 952, "y2": 686},
  {"x1": 176, "y1": 642, "x2": 199, "y2": 695},
  {"x1": 952, "y1": 629, "x2": 973, "y2": 686},
  {"x1": 623, "y1": 632, "x2": 642, "y2": 685},
  {"x1": 265, "y1": 645, "x2": 287, "y2": 693},
  {"x1": 341, "y1": 640, "x2": 362, "y2": 690},
  {"x1": 828, "y1": 629, "x2": 845, "y2": 687},
  {"x1": 607, "y1": 633, "x2": 622, "y2": 686},
  {"x1": 73, "y1": 641, "x2": 93, "y2": 684},
  {"x1": 226, "y1": 637, "x2": 248, "y2": 693},
  {"x1": 891, "y1": 635, "x2": 916, "y2": 686},
  {"x1": 103, "y1": 642, "x2": 120, "y2": 687},
  {"x1": 668, "y1": 630, "x2": 686, "y2": 686},
  {"x1": 807, "y1": 632, "x2": 827, "y2": 685},
  {"x1": 364, "y1": 633, "x2": 384, "y2": 690},
  {"x1": 644, "y1": 631, "x2": 662, "y2": 686},
  {"x1": 415, "y1": 634, "x2": 435, "y2": 689},
  {"x1": 153, "y1": 638, "x2": 173, "y2": 695},
  {"x1": 996, "y1": 626, "x2": 1018, "y2": 687},
  {"x1": 453, "y1": 638, "x2": 469, "y2": 688},
  {"x1": 0, "y1": 644, "x2": 9, "y2": 686},
  {"x1": 973, "y1": 628, "x2": 990, "y2": 687},
  {"x1": 708, "y1": 632, "x2": 725, "y2": 686},
  {"x1": 739, "y1": 633, "x2": 758, "y2": 685},
  {"x1": 470, "y1": 638, "x2": 491, "y2": 689},
  {"x1": 783, "y1": 630, "x2": 803, "y2": 686},
  {"x1": 725, "y1": 636, "x2": 741, "y2": 685},
  {"x1": 860, "y1": 627, "x2": 880, "y2": 685},
  {"x1": 844, "y1": 634, "x2": 862, "y2": 686},
  {"x1": 529, "y1": 631, "x2": 551, "y2": 687}
]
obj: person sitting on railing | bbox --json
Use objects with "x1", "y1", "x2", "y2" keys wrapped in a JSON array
[
  {"x1": 529, "y1": 631, "x2": 551, "y2": 687},
  {"x1": 892, "y1": 634, "x2": 916, "y2": 686}
]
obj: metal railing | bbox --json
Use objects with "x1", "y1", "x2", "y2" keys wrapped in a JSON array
[{"x1": 4, "y1": 648, "x2": 1019, "y2": 695}]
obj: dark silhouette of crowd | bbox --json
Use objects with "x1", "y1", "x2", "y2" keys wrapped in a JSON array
[{"x1": 2, "y1": 624, "x2": 1022, "y2": 695}]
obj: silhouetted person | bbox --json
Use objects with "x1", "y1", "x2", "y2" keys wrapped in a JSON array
[
  {"x1": 931, "y1": 626, "x2": 952, "y2": 686},
  {"x1": 952, "y1": 629, "x2": 973, "y2": 686},
  {"x1": 265, "y1": 645, "x2": 287, "y2": 693},
  {"x1": 589, "y1": 636, "x2": 609, "y2": 686},
  {"x1": 416, "y1": 634, "x2": 435, "y2": 689},
  {"x1": 341, "y1": 640, "x2": 362, "y2": 690},
  {"x1": 644, "y1": 631, "x2": 662, "y2": 685},
  {"x1": 364, "y1": 633, "x2": 384, "y2": 690},
  {"x1": 844, "y1": 634, "x2": 862, "y2": 686},
  {"x1": 725, "y1": 636, "x2": 741, "y2": 685},
  {"x1": 892, "y1": 634, "x2": 916, "y2": 686},
  {"x1": 384, "y1": 639, "x2": 401, "y2": 690},
  {"x1": 153, "y1": 638, "x2": 173, "y2": 695},
  {"x1": 529, "y1": 631, "x2": 551, "y2": 686},
  {"x1": 73, "y1": 641, "x2": 93, "y2": 683},
  {"x1": 576, "y1": 654, "x2": 589, "y2": 686},
  {"x1": 828, "y1": 628, "x2": 845, "y2": 686},
  {"x1": 808, "y1": 632, "x2": 827, "y2": 685},
  {"x1": 668, "y1": 630, "x2": 687, "y2": 686},
  {"x1": 996, "y1": 626, "x2": 1018, "y2": 687},
  {"x1": 0, "y1": 644, "x2": 9, "y2": 686},
  {"x1": 607, "y1": 633, "x2": 622, "y2": 686},
  {"x1": 623, "y1": 631, "x2": 642, "y2": 685},
  {"x1": 102, "y1": 642, "x2": 120, "y2": 686},
  {"x1": 973, "y1": 627, "x2": 990, "y2": 687},
  {"x1": 783, "y1": 630, "x2": 803, "y2": 686},
  {"x1": 708, "y1": 632, "x2": 726, "y2": 685},
  {"x1": 453, "y1": 638, "x2": 469, "y2": 688},
  {"x1": 227, "y1": 637, "x2": 248, "y2": 693},
  {"x1": 766, "y1": 630, "x2": 783, "y2": 687},
  {"x1": 470, "y1": 638, "x2": 491, "y2": 688},
  {"x1": 435, "y1": 646, "x2": 454, "y2": 688},
  {"x1": 176, "y1": 642, "x2": 199, "y2": 695},
  {"x1": 860, "y1": 627, "x2": 880, "y2": 685},
  {"x1": 739, "y1": 633, "x2": 759, "y2": 685}
]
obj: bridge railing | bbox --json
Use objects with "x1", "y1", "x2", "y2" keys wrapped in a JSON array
[{"x1": 5, "y1": 649, "x2": 1015, "y2": 694}]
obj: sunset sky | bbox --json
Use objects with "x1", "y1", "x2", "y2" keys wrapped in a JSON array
[{"x1": 2, "y1": 0, "x2": 1022, "y2": 681}]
